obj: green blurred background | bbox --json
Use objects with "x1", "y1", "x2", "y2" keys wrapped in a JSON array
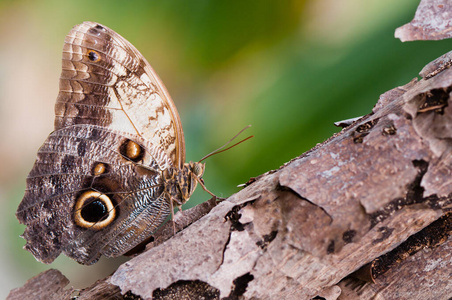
[{"x1": 1, "y1": 0, "x2": 452, "y2": 297}]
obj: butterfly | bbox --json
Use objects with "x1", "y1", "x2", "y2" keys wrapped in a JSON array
[{"x1": 16, "y1": 21, "x2": 208, "y2": 265}]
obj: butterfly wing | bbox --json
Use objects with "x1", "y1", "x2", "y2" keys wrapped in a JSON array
[
  {"x1": 56, "y1": 21, "x2": 185, "y2": 167},
  {"x1": 16, "y1": 22, "x2": 183, "y2": 264}
]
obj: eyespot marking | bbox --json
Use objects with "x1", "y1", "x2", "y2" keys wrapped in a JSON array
[
  {"x1": 87, "y1": 50, "x2": 101, "y2": 62},
  {"x1": 120, "y1": 140, "x2": 144, "y2": 162},
  {"x1": 74, "y1": 190, "x2": 116, "y2": 230},
  {"x1": 93, "y1": 163, "x2": 107, "y2": 176}
]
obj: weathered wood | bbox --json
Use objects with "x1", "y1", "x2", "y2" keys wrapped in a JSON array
[
  {"x1": 109, "y1": 56, "x2": 451, "y2": 299},
  {"x1": 338, "y1": 215, "x2": 452, "y2": 299},
  {"x1": 8, "y1": 269, "x2": 73, "y2": 300},
  {"x1": 395, "y1": 0, "x2": 452, "y2": 41}
]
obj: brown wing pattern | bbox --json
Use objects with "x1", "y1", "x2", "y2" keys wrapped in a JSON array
[
  {"x1": 56, "y1": 22, "x2": 185, "y2": 167},
  {"x1": 17, "y1": 125, "x2": 172, "y2": 264},
  {"x1": 16, "y1": 22, "x2": 188, "y2": 264}
]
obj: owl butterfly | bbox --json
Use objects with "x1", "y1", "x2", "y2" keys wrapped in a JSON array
[{"x1": 16, "y1": 21, "x2": 209, "y2": 265}]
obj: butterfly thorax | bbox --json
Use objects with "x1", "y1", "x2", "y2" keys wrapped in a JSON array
[{"x1": 163, "y1": 162, "x2": 205, "y2": 207}]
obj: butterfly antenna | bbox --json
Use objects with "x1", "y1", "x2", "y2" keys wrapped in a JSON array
[{"x1": 199, "y1": 125, "x2": 253, "y2": 162}]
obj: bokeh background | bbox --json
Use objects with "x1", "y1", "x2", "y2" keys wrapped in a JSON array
[{"x1": 1, "y1": 0, "x2": 452, "y2": 297}]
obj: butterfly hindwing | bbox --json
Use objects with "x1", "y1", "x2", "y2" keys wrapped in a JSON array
[{"x1": 17, "y1": 125, "x2": 173, "y2": 264}]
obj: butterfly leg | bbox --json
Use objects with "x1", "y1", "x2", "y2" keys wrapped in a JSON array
[
  {"x1": 168, "y1": 197, "x2": 177, "y2": 235},
  {"x1": 194, "y1": 176, "x2": 225, "y2": 201},
  {"x1": 167, "y1": 193, "x2": 187, "y2": 235}
]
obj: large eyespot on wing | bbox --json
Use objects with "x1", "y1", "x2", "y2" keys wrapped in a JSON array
[
  {"x1": 16, "y1": 125, "x2": 172, "y2": 264},
  {"x1": 55, "y1": 21, "x2": 186, "y2": 168}
]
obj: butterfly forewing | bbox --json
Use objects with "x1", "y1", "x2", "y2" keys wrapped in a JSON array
[{"x1": 56, "y1": 22, "x2": 185, "y2": 167}]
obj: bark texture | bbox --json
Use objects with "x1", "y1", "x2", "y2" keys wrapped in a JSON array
[{"x1": 395, "y1": 0, "x2": 452, "y2": 41}]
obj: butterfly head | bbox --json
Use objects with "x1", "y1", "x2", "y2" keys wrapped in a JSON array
[
  {"x1": 190, "y1": 161, "x2": 205, "y2": 178},
  {"x1": 186, "y1": 161, "x2": 205, "y2": 196},
  {"x1": 175, "y1": 161, "x2": 204, "y2": 203}
]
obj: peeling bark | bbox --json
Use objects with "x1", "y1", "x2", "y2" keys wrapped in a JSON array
[{"x1": 395, "y1": 0, "x2": 452, "y2": 41}]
